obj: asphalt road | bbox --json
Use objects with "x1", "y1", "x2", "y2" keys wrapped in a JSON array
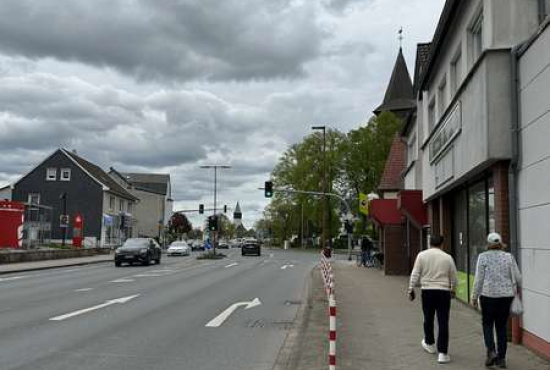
[{"x1": 0, "y1": 248, "x2": 319, "y2": 370}]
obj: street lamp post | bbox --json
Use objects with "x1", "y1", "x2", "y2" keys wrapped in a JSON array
[
  {"x1": 200, "y1": 165, "x2": 230, "y2": 255},
  {"x1": 312, "y1": 125, "x2": 328, "y2": 254}
]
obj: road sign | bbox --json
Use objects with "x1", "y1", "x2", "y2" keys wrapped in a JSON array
[{"x1": 60, "y1": 214, "x2": 69, "y2": 228}]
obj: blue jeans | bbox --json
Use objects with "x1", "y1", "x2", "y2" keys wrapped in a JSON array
[{"x1": 361, "y1": 250, "x2": 372, "y2": 266}]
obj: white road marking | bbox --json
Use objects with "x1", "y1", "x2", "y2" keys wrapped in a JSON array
[
  {"x1": 269, "y1": 254, "x2": 274, "y2": 258},
  {"x1": 148, "y1": 269, "x2": 174, "y2": 273},
  {"x1": 110, "y1": 278, "x2": 135, "y2": 283},
  {"x1": 49, "y1": 294, "x2": 140, "y2": 321},
  {"x1": 0, "y1": 275, "x2": 35, "y2": 282},
  {"x1": 281, "y1": 264, "x2": 294, "y2": 270},
  {"x1": 74, "y1": 288, "x2": 94, "y2": 292},
  {"x1": 133, "y1": 273, "x2": 164, "y2": 277},
  {"x1": 206, "y1": 298, "x2": 262, "y2": 328},
  {"x1": 224, "y1": 263, "x2": 238, "y2": 268}
]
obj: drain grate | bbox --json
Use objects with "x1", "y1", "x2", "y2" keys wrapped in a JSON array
[{"x1": 247, "y1": 319, "x2": 294, "y2": 330}]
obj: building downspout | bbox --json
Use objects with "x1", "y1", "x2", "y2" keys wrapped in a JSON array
[{"x1": 509, "y1": 42, "x2": 524, "y2": 345}]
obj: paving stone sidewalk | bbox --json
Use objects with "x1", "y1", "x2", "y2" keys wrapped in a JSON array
[
  {"x1": 0, "y1": 253, "x2": 113, "y2": 274},
  {"x1": 293, "y1": 259, "x2": 550, "y2": 370}
]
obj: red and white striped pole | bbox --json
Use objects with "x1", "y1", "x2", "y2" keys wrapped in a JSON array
[{"x1": 329, "y1": 292, "x2": 337, "y2": 370}]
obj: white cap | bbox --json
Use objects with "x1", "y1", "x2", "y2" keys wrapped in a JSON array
[{"x1": 487, "y1": 232, "x2": 502, "y2": 245}]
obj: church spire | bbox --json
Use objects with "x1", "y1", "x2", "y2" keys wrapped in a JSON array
[{"x1": 373, "y1": 47, "x2": 415, "y2": 119}]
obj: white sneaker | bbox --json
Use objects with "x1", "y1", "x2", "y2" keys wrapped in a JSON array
[
  {"x1": 438, "y1": 353, "x2": 451, "y2": 364},
  {"x1": 421, "y1": 339, "x2": 436, "y2": 354}
]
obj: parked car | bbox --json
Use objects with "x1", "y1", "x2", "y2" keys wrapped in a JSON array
[
  {"x1": 191, "y1": 240, "x2": 204, "y2": 251},
  {"x1": 115, "y1": 238, "x2": 162, "y2": 266},
  {"x1": 218, "y1": 240, "x2": 230, "y2": 249},
  {"x1": 167, "y1": 241, "x2": 191, "y2": 256},
  {"x1": 241, "y1": 241, "x2": 261, "y2": 256}
]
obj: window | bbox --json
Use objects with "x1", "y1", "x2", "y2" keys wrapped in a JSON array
[
  {"x1": 407, "y1": 134, "x2": 417, "y2": 167},
  {"x1": 451, "y1": 49, "x2": 462, "y2": 95},
  {"x1": 428, "y1": 98, "x2": 436, "y2": 132},
  {"x1": 438, "y1": 77, "x2": 447, "y2": 119},
  {"x1": 46, "y1": 168, "x2": 57, "y2": 181},
  {"x1": 470, "y1": 13, "x2": 483, "y2": 64},
  {"x1": 127, "y1": 202, "x2": 132, "y2": 214},
  {"x1": 109, "y1": 196, "x2": 115, "y2": 210},
  {"x1": 28, "y1": 193, "x2": 40, "y2": 205},
  {"x1": 119, "y1": 199, "x2": 125, "y2": 212},
  {"x1": 60, "y1": 168, "x2": 71, "y2": 181}
]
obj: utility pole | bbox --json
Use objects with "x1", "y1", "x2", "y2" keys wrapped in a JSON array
[
  {"x1": 312, "y1": 126, "x2": 327, "y2": 254},
  {"x1": 200, "y1": 165, "x2": 230, "y2": 255}
]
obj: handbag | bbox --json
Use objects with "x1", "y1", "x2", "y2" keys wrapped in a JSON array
[{"x1": 509, "y1": 254, "x2": 523, "y2": 316}]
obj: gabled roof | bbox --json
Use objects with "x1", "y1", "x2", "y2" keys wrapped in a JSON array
[
  {"x1": 62, "y1": 149, "x2": 138, "y2": 201},
  {"x1": 374, "y1": 48, "x2": 416, "y2": 115},
  {"x1": 120, "y1": 172, "x2": 170, "y2": 196},
  {"x1": 378, "y1": 135, "x2": 406, "y2": 191}
]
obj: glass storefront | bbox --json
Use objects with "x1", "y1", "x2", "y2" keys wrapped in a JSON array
[{"x1": 451, "y1": 176, "x2": 495, "y2": 302}]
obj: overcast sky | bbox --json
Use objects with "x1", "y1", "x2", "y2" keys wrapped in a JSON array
[{"x1": 0, "y1": 0, "x2": 445, "y2": 228}]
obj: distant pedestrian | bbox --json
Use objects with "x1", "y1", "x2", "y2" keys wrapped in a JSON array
[
  {"x1": 471, "y1": 232, "x2": 521, "y2": 369},
  {"x1": 408, "y1": 235, "x2": 457, "y2": 364},
  {"x1": 361, "y1": 236, "x2": 373, "y2": 267}
]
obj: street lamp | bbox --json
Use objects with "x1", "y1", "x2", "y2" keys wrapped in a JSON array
[
  {"x1": 200, "y1": 165, "x2": 231, "y2": 255},
  {"x1": 311, "y1": 125, "x2": 328, "y2": 254}
]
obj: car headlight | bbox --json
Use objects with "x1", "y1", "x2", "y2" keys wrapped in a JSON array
[
  {"x1": 140, "y1": 248, "x2": 148, "y2": 254},
  {"x1": 115, "y1": 249, "x2": 122, "y2": 254}
]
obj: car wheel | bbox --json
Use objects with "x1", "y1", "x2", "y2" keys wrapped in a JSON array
[{"x1": 115, "y1": 261, "x2": 121, "y2": 267}]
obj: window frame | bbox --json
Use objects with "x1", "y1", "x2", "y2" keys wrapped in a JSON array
[
  {"x1": 470, "y1": 12, "x2": 483, "y2": 66},
  {"x1": 60, "y1": 168, "x2": 71, "y2": 182},
  {"x1": 428, "y1": 98, "x2": 436, "y2": 133},
  {"x1": 109, "y1": 195, "x2": 115, "y2": 211},
  {"x1": 119, "y1": 199, "x2": 125, "y2": 212},
  {"x1": 437, "y1": 76, "x2": 448, "y2": 120},
  {"x1": 450, "y1": 48, "x2": 462, "y2": 96},
  {"x1": 28, "y1": 193, "x2": 40, "y2": 205},
  {"x1": 46, "y1": 168, "x2": 57, "y2": 181}
]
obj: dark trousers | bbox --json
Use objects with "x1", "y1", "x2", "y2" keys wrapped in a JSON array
[
  {"x1": 479, "y1": 296, "x2": 513, "y2": 359},
  {"x1": 421, "y1": 290, "x2": 451, "y2": 354}
]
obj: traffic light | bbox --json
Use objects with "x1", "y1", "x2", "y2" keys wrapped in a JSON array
[
  {"x1": 199, "y1": 204, "x2": 204, "y2": 214},
  {"x1": 224, "y1": 205, "x2": 227, "y2": 213},
  {"x1": 265, "y1": 181, "x2": 273, "y2": 198},
  {"x1": 208, "y1": 215, "x2": 218, "y2": 231}
]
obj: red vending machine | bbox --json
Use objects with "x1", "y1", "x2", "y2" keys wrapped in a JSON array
[
  {"x1": 0, "y1": 201, "x2": 25, "y2": 249},
  {"x1": 72, "y1": 213, "x2": 83, "y2": 248}
]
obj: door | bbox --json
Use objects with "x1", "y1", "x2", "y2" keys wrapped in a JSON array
[{"x1": 451, "y1": 189, "x2": 469, "y2": 302}]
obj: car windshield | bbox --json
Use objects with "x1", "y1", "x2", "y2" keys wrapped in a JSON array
[{"x1": 121, "y1": 239, "x2": 148, "y2": 248}]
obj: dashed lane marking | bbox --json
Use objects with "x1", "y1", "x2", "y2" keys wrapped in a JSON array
[
  {"x1": 110, "y1": 278, "x2": 135, "y2": 283},
  {"x1": 74, "y1": 288, "x2": 94, "y2": 292},
  {"x1": 224, "y1": 263, "x2": 238, "y2": 268}
]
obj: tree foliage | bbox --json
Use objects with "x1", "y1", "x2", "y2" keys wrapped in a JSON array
[{"x1": 260, "y1": 112, "x2": 402, "y2": 247}]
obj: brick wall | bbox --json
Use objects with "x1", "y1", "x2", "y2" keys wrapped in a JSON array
[{"x1": 493, "y1": 161, "x2": 510, "y2": 244}]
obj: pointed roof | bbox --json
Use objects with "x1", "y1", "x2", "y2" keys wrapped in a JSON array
[
  {"x1": 234, "y1": 202, "x2": 242, "y2": 214},
  {"x1": 374, "y1": 48, "x2": 415, "y2": 115},
  {"x1": 120, "y1": 172, "x2": 170, "y2": 196},
  {"x1": 378, "y1": 135, "x2": 406, "y2": 191}
]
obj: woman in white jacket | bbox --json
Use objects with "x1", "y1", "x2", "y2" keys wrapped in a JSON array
[{"x1": 471, "y1": 232, "x2": 521, "y2": 369}]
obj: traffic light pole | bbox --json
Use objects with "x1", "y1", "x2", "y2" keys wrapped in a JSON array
[{"x1": 201, "y1": 165, "x2": 230, "y2": 255}]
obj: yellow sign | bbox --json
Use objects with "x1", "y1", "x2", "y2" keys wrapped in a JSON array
[{"x1": 359, "y1": 193, "x2": 369, "y2": 216}]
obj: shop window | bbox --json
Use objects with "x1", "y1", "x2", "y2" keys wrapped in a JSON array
[
  {"x1": 468, "y1": 181, "x2": 487, "y2": 275},
  {"x1": 127, "y1": 202, "x2": 132, "y2": 214},
  {"x1": 119, "y1": 199, "x2": 125, "y2": 212}
]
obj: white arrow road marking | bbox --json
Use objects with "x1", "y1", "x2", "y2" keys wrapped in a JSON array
[
  {"x1": 205, "y1": 298, "x2": 262, "y2": 328},
  {"x1": 74, "y1": 288, "x2": 94, "y2": 292},
  {"x1": 110, "y1": 278, "x2": 135, "y2": 283},
  {"x1": 281, "y1": 265, "x2": 294, "y2": 270},
  {"x1": 224, "y1": 263, "x2": 238, "y2": 268},
  {"x1": 49, "y1": 294, "x2": 140, "y2": 321}
]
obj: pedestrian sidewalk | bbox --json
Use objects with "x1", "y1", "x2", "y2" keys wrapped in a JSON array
[
  {"x1": 0, "y1": 253, "x2": 113, "y2": 275},
  {"x1": 293, "y1": 260, "x2": 550, "y2": 370}
]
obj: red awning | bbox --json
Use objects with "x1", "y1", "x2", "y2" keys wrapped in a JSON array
[
  {"x1": 370, "y1": 199, "x2": 403, "y2": 226},
  {"x1": 398, "y1": 190, "x2": 428, "y2": 227}
]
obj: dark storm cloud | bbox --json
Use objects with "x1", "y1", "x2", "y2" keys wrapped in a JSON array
[{"x1": 0, "y1": 0, "x2": 322, "y2": 83}]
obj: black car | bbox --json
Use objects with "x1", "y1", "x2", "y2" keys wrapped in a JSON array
[
  {"x1": 241, "y1": 242, "x2": 261, "y2": 256},
  {"x1": 115, "y1": 238, "x2": 162, "y2": 266}
]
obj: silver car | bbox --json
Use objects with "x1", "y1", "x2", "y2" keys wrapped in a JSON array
[{"x1": 167, "y1": 241, "x2": 191, "y2": 256}]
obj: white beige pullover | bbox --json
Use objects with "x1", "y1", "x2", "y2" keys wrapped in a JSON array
[{"x1": 409, "y1": 248, "x2": 458, "y2": 291}]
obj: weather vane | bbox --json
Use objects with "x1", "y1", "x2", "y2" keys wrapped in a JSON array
[{"x1": 398, "y1": 27, "x2": 404, "y2": 48}]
